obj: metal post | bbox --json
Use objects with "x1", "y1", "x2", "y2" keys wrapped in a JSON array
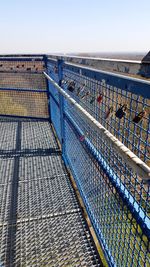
[
  {"x1": 43, "y1": 55, "x2": 51, "y2": 122},
  {"x1": 58, "y1": 59, "x2": 65, "y2": 156}
]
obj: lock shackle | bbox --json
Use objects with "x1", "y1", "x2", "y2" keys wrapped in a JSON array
[
  {"x1": 109, "y1": 106, "x2": 113, "y2": 112},
  {"x1": 136, "y1": 111, "x2": 145, "y2": 116},
  {"x1": 120, "y1": 104, "x2": 127, "y2": 111}
]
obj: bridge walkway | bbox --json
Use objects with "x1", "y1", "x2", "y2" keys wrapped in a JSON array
[{"x1": 0, "y1": 117, "x2": 102, "y2": 267}]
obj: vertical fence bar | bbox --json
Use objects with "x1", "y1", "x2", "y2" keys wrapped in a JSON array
[
  {"x1": 58, "y1": 59, "x2": 65, "y2": 156},
  {"x1": 43, "y1": 55, "x2": 51, "y2": 122}
]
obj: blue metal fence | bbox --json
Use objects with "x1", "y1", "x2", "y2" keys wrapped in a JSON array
[{"x1": 46, "y1": 58, "x2": 150, "y2": 267}]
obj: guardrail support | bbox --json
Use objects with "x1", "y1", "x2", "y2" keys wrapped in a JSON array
[
  {"x1": 58, "y1": 59, "x2": 65, "y2": 156},
  {"x1": 43, "y1": 55, "x2": 51, "y2": 122}
]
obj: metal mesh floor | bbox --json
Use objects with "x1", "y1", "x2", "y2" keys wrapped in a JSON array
[{"x1": 0, "y1": 117, "x2": 102, "y2": 267}]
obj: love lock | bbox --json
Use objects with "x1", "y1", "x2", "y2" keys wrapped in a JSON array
[
  {"x1": 90, "y1": 96, "x2": 95, "y2": 104},
  {"x1": 79, "y1": 132, "x2": 88, "y2": 142},
  {"x1": 79, "y1": 135, "x2": 85, "y2": 142},
  {"x1": 54, "y1": 66, "x2": 58, "y2": 73},
  {"x1": 97, "y1": 94, "x2": 103, "y2": 104},
  {"x1": 105, "y1": 106, "x2": 113, "y2": 119},
  {"x1": 81, "y1": 91, "x2": 90, "y2": 99},
  {"x1": 115, "y1": 104, "x2": 127, "y2": 119},
  {"x1": 67, "y1": 81, "x2": 75, "y2": 92},
  {"x1": 80, "y1": 84, "x2": 86, "y2": 93},
  {"x1": 133, "y1": 111, "x2": 145, "y2": 123},
  {"x1": 76, "y1": 87, "x2": 81, "y2": 96},
  {"x1": 76, "y1": 84, "x2": 86, "y2": 96}
]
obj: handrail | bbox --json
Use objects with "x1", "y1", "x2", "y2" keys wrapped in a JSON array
[
  {"x1": 48, "y1": 54, "x2": 142, "y2": 64},
  {"x1": 44, "y1": 71, "x2": 150, "y2": 181}
]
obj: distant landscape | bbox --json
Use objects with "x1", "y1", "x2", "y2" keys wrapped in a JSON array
[{"x1": 67, "y1": 52, "x2": 147, "y2": 61}]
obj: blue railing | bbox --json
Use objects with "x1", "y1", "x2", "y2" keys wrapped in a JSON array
[
  {"x1": 46, "y1": 58, "x2": 150, "y2": 267},
  {"x1": 0, "y1": 55, "x2": 149, "y2": 266}
]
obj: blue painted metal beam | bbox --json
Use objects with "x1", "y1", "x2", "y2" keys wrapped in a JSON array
[
  {"x1": 43, "y1": 55, "x2": 52, "y2": 122},
  {"x1": 58, "y1": 59, "x2": 65, "y2": 155},
  {"x1": 0, "y1": 58, "x2": 43, "y2": 62},
  {"x1": 0, "y1": 88, "x2": 47, "y2": 93},
  {"x1": 0, "y1": 71, "x2": 44, "y2": 74},
  {"x1": 0, "y1": 114, "x2": 49, "y2": 120}
]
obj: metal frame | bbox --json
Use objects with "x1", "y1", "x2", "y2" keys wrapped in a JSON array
[{"x1": 0, "y1": 87, "x2": 47, "y2": 93}]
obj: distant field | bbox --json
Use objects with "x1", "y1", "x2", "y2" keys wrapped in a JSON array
[{"x1": 70, "y1": 52, "x2": 146, "y2": 61}]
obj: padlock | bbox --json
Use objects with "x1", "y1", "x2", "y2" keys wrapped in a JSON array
[
  {"x1": 133, "y1": 111, "x2": 145, "y2": 123},
  {"x1": 77, "y1": 84, "x2": 85, "y2": 96},
  {"x1": 54, "y1": 66, "x2": 58, "y2": 73},
  {"x1": 67, "y1": 81, "x2": 75, "y2": 92},
  {"x1": 80, "y1": 84, "x2": 86, "y2": 94},
  {"x1": 97, "y1": 94, "x2": 103, "y2": 104},
  {"x1": 90, "y1": 96, "x2": 95, "y2": 104},
  {"x1": 105, "y1": 106, "x2": 113, "y2": 119},
  {"x1": 115, "y1": 104, "x2": 127, "y2": 119},
  {"x1": 81, "y1": 91, "x2": 90, "y2": 99},
  {"x1": 76, "y1": 87, "x2": 81, "y2": 96},
  {"x1": 79, "y1": 132, "x2": 88, "y2": 142},
  {"x1": 61, "y1": 80, "x2": 67, "y2": 85},
  {"x1": 79, "y1": 135, "x2": 85, "y2": 142}
]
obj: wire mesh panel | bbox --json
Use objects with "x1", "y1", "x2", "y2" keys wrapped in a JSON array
[
  {"x1": 0, "y1": 59, "x2": 49, "y2": 119},
  {"x1": 0, "y1": 58, "x2": 45, "y2": 72},
  {"x1": 63, "y1": 101, "x2": 150, "y2": 267},
  {"x1": 62, "y1": 64, "x2": 150, "y2": 166},
  {"x1": 0, "y1": 90, "x2": 49, "y2": 118},
  {"x1": 0, "y1": 72, "x2": 47, "y2": 90},
  {"x1": 46, "y1": 60, "x2": 150, "y2": 267}
]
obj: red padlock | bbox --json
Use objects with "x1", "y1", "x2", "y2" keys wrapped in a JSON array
[
  {"x1": 105, "y1": 106, "x2": 113, "y2": 119},
  {"x1": 79, "y1": 135, "x2": 85, "y2": 142},
  {"x1": 79, "y1": 132, "x2": 88, "y2": 142},
  {"x1": 97, "y1": 94, "x2": 103, "y2": 104}
]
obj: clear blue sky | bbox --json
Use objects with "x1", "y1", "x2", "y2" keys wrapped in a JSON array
[{"x1": 0, "y1": 0, "x2": 149, "y2": 54}]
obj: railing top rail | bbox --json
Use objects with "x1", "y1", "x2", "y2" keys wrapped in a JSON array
[
  {"x1": 44, "y1": 71, "x2": 150, "y2": 181},
  {"x1": 48, "y1": 54, "x2": 142, "y2": 64}
]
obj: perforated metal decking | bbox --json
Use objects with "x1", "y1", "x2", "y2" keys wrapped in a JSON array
[{"x1": 0, "y1": 117, "x2": 102, "y2": 267}]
